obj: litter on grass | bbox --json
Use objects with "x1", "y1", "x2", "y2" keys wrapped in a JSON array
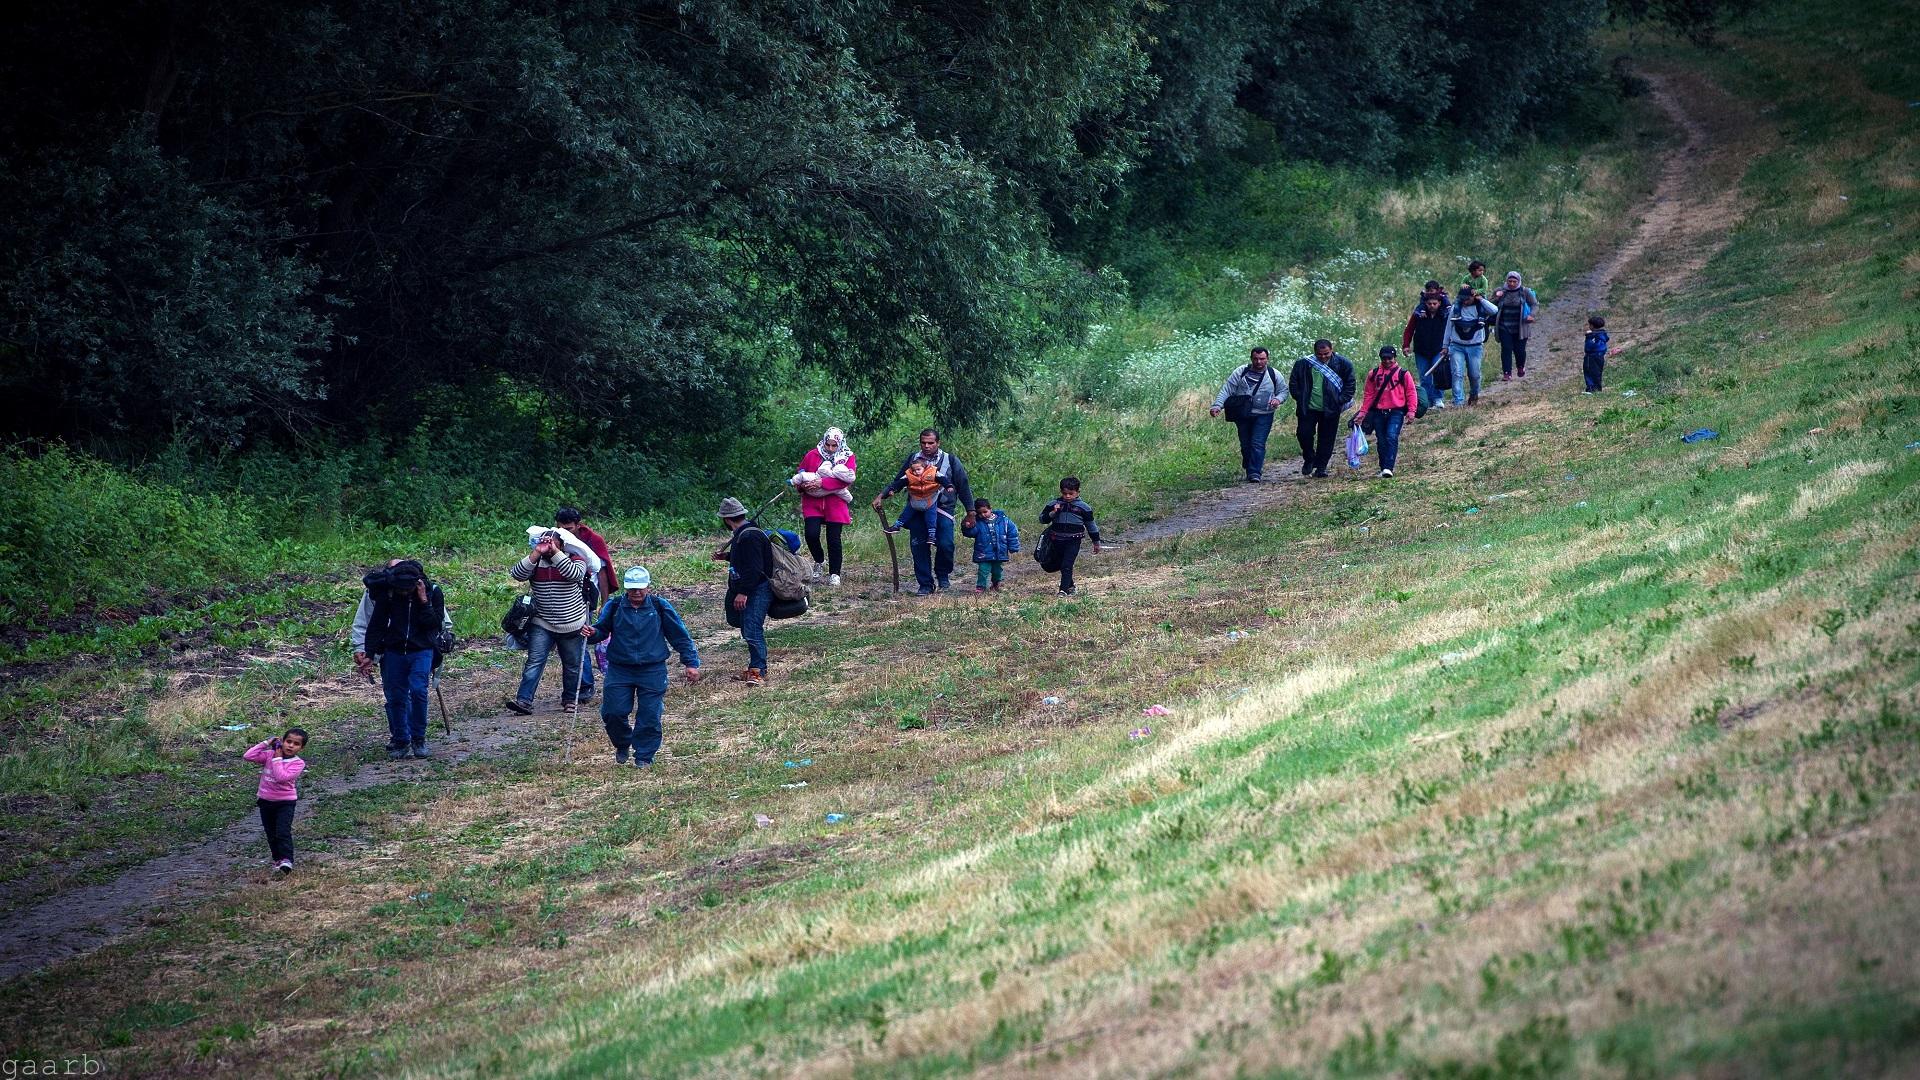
[
  {"x1": 1575, "y1": 501, "x2": 1589, "y2": 508},
  {"x1": 1041, "y1": 696, "x2": 1062, "y2": 705},
  {"x1": 1621, "y1": 390, "x2": 1638, "y2": 397},
  {"x1": 782, "y1": 758, "x2": 813, "y2": 768},
  {"x1": 1905, "y1": 441, "x2": 1920, "y2": 450},
  {"x1": 780, "y1": 781, "x2": 807, "y2": 789},
  {"x1": 218, "y1": 723, "x2": 250, "y2": 731},
  {"x1": 1128, "y1": 727, "x2": 1152, "y2": 740},
  {"x1": 1226, "y1": 630, "x2": 1249, "y2": 640},
  {"x1": 753, "y1": 814, "x2": 772, "y2": 829},
  {"x1": 824, "y1": 813, "x2": 845, "y2": 824},
  {"x1": 1464, "y1": 507, "x2": 1480, "y2": 515},
  {"x1": 1681, "y1": 428, "x2": 1720, "y2": 443},
  {"x1": 1141, "y1": 705, "x2": 1172, "y2": 717}
]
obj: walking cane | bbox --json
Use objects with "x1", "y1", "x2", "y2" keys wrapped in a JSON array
[
  {"x1": 874, "y1": 504, "x2": 900, "y2": 594},
  {"x1": 432, "y1": 671, "x2": 451, "y2": 736},
  {"x1": 563, "y1": 631, "x2": 590, "y2": 764}
]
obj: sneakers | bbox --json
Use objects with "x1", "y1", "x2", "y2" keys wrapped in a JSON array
[
  {"x1": 1435, "y1": 399, "x2": 1448, "y2": 409},
  {"x1": 1301, "y1": 461, "x2": 1312, "y2": 476},
  {"x1": 916, "y1": 585, "x2": 934, "y2": 596},
  {"x1": 273, "y1": 860, "x2": 293, "y2": 877},
  {"x1": 1381, "y1": 468, "x2": 1394, "y2": 478},
  {"x1": 631, "y1": 758, "x2": 653, "y2": 771},
  {"x1": 882, "y1": 523, "x2": 903, "y2": 535},
  {"x1": 975, "y1": 585, "x2": 988, "y2": 593},
  {"x1": 937, "y1": 580, "x2": 951, "y2": 592},
  {"x1": 827, "y1": 573, "x2": 841, "y2": 587},
  {"x1": 386, "y1": 743, "x2": 411, "y2": 761},
  {"x1": 809, "y1": 561, "x2": 825, "y2": 580},
  {"x1": 1501, "y1": 372, "x2": 1512, "y2": 382},
  {"x1": 503, "y1": 697, "x2": 533, "y2": 716},
  {"x1": 1059, "y1": 587, "x2": 1077, "y2": 596},
  {"x1": 411, "y1": 742, "x2": 431, "y2": 758},
  {"x1": 1517, "y1": 368, "x2": 1526, "y2": 378},
  {"x1": 1247, "y1": 474, "x2": 1262, "y2": 483},
  {"x1": 730, "y1": 668, "x2": 766, "y2": 686}
]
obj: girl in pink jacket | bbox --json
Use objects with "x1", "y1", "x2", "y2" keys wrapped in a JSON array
[
  {"x1": 243, "y1": 729, "x2": 308, "y2": 875},
  {"x1": 791, "y1": 426, "x2": 857, "y2": 586}
]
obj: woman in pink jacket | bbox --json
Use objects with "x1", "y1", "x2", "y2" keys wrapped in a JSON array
[
  {"x1": 244, "y1": 728, "x2": 308, "y2": 876},
  {"x1": 791, "y1": 426, "x2": 857, "y2": 586}
]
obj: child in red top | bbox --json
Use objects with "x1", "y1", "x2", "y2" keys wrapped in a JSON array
[
  {"x1": 243, "y1": 728, "x2": 308, "y2": 875},
  {"x1": 1354, "y1": 346, "x2": 1419, "y2": 478}
]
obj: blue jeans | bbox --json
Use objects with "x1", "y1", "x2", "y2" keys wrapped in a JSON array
[
  {"x1": 601, "y1": 663, "x2": 668, "y2": 762},
  {"x1": 1583, "y1": 355, "x2": 1605, "y2": 391},
  {"x1": 1372, "y1": 409, "x2": 1408, "y2": 470},
  {"x1": 736, "y1": 582, "x2": 772, "y2": 671},
  {"x1": 1448, "y1": 344, "x2": 1483, "y2": 404},
  {"x1": 907, "y1": 511, "x2": 956, "y2": 590},
  {"x1": 515, "y1": 625, "x2": 584, "y2": 706},
  {"x1": 379, "y1": 648, "x2": 433, "y2": 747},
  {"x1": 1234, "y1": 411, "x2": 1275, "y2": 478}
]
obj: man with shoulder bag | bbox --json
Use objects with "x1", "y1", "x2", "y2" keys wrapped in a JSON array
[
  {"x1": 1209, "y1": 346, "x2": 1286, "y2": 483},
  {"x1": 1288, "y1": 339, "x2": 1357, "y2": 478}
]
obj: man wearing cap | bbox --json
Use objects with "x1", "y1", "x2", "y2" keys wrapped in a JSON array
[
  {"x1": 715, "y1": 497, "x2": 773, "y2": 685},
  {"x1": 585, "y1": 566, "x2": 700, "y2": 767}
]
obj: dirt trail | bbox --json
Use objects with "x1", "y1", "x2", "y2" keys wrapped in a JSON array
[{"x1": 1124, "y1": 69, "x2": 1764, "y2": 545}]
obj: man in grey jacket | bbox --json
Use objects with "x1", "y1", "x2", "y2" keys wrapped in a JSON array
[{"x1": 1209, "y1": 346, "x2": 1286, "y2": 482}]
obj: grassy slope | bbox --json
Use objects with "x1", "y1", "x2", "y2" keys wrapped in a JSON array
[{"x1": 5, "y1": 3, "x2": 1920, "y2": 1076}]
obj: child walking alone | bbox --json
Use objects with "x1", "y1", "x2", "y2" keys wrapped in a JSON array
[
  {"x1": 1039, "y1": 478, "x2": 1102, "y2": 596},
  {"x1": 961, "y1": 498, "x2": 1020, "y2": 592},
  {"x1": 244, "y1": 728, "x2": 308, "y2": 876},
  {"x1": 1583, "y1": 315, "x2": 1611, "y2": 393}
]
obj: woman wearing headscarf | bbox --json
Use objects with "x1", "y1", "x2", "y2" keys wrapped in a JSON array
[
  {"x1": 1493, "y1": 270, "x2": 1539, "y2": 381},
  {"x1": 792, "y1": 427, "x2": 857, "y2": 586}
]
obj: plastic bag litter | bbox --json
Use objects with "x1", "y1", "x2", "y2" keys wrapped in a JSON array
[
  {"x1": 1904, "y1": 441, "x2": 1920, "y2": 451},
  {"x1": 780, "y1": 781, "x2": 807, "y2": 789},
  {"x1": 1226, "y1": 630, "x2": 1249, "y2": 640},
  {"x1": 1345, "y1": 427, "x2": 1369, "y2": 469},
  {"x1": 1620, "y1": 390, "x2": 1638, "y2": 397},
  {"x1": 1141, "y1": 705, "x2": 1172, "y2": 717},
  {"x1": 218, "y1": 723, "x2": 250, "y2": 731},
  {"x1": 1041, "y1": 696, "x2": 1061, "y2": 705},
  {"x1": 824, "y1": 813, "x2": 845, "y2": 824},
  {"x1": 753, "y1": 814, "x2": 772, "y2": 828},
  {"x1": 1680, "y1": 428, "x2": 1719, "y2": 443},
  {"x1": 1128, "y1": 727, "x2": 1152, "y2": 740},
  {"x1": 782, "y1": 758, "x2": 813, "y2": 768}
]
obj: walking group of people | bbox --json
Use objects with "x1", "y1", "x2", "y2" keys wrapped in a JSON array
[
  {"x1": 1210, "y1": 259, "x2": 1614, "y2": 480},
  {"x1": 246, "y1": 258, "x2": 1615, "y2": 872}
]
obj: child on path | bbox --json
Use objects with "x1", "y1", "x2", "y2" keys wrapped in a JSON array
[
  {"x1": 961, "y1": 498, "x2": 1020, "y2": 592},
  {"x1": 1039, "y1": 478, "x2": 1102, "y2": 596},
  {"x1": 243, "y1": 728, "x2": 308, "y2": 876},
  {"x1": 1583, "y1": 315, "x2": 1611, "y2": 393},
  {"x1": 884, "y1": 458, "x2": 950, "y2": 547}
]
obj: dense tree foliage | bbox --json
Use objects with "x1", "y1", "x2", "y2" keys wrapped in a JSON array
[{"x1": 0, "y1": 0, "x2": 1609, "y2": 459}]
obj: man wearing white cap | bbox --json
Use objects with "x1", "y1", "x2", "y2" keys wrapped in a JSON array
[{"x1": 584, "y1": 566, "x2": 701, "y2": 767}]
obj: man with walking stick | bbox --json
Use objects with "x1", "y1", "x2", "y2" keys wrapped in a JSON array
[
  {"x1": 351, "y1": 559, "x2": 452, "y2": 760},
  {"x1": 872, "y1": 428, "x2": 975, "y2": 595}
]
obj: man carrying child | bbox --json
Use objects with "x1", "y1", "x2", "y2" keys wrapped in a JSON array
[{"x1": 873, "y1": 428, "x2": 975, "y2": 595}]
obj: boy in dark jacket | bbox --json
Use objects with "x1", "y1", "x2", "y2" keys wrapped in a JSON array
[
  {"x1": 586, "y1": 566, "x2": 700, "y2": 767},
  {"x1": 1039, "y1": 478, "x2": 1102, "y2": 596},
  {"x1": 961, "y1": 497, "x2": 1020, "y2": 592},
  {"x1": 1583, "y1": 315, "x2": 1611, "y2": 393},
  {"x1": 715, "y1": 497, "x2": 773, "y2": 685}
]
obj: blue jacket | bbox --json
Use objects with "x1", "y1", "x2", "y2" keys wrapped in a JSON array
[
  {"x1": 1584, "y1": 329, "x2": 1610, "y2": 363},
  {"x1": 587, "y1": 595, "x2": 699, "y2": 669},
  {"x1": 961, "y1": 513, "x2": 1020, "y2": 563}
]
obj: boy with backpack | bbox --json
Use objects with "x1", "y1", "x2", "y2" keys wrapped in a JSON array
[
  {"x1": 961, "y1": 497, "x2": 1020, "y2": 592},
  {"x1": 1583, "y1": 315, "x2": 1611, "y2": 393},
  {"x1": 1038, "y1": 478, "x2": 1102, "y2": 596}
]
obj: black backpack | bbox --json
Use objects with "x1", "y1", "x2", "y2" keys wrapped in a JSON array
[
  {"x1": 1452, "y1": 304, "x2": 1488, "y2": 340},
  {"x1": 364, "y1": 561, "x2": 451, "y2": 662}
]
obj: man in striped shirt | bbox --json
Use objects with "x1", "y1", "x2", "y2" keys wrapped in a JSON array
[{"x1": 504, "y1": 530, "x2": 592, "y2": 715}]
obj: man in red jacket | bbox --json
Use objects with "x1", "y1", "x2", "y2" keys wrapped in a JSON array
[{"x1": 1354, "y1": 346, "x2": 1419, "y2": 478}]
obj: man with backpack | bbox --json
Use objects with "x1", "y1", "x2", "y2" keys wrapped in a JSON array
[
  {"x1": 351, "y1": 559, "x2": 451, "y2": 760},
  {"x1": 872, "y1": 429, "x2": 975, "y2": 595},
  {"x1": 585, "y1": 566, "x2": 700, "y2": 768},
  {"x1": 717, "y1": 497, "x2": 775, "y2": 685},
  {"x1": 503, "y1": 530, "x2": 591, "y2": 716},
  {"x1": 1446, "y1": 286, "x2": 1500, "y2": 406},
  {"x1": 1287, "y1": 339, "x2": 1357, "y2": 478},
  {"x1": 1208, "y1": 346, "x2": 1286, "y2": 482},
  {"x1": 1402, "y1": 291, "x2": 1453, "y2": 413}
]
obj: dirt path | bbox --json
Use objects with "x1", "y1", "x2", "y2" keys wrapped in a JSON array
[{"x1": 1124, "y1": 69, "x2": 1765, "y2": 545}]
